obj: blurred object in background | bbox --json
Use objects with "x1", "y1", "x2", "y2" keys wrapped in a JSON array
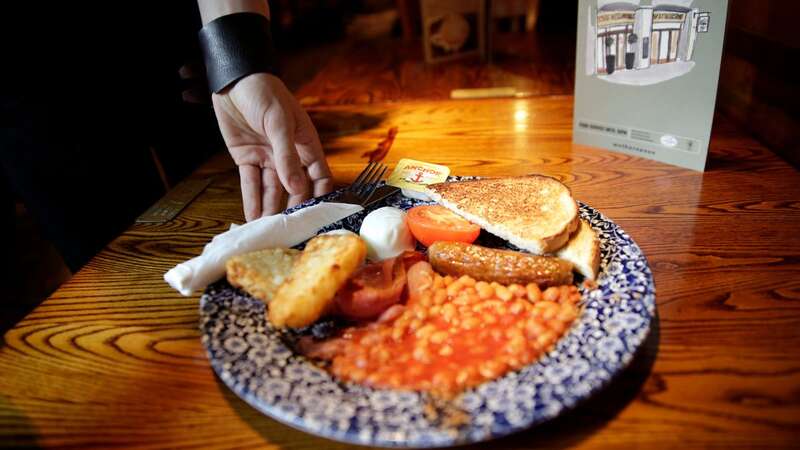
[
  {"x1": 347, "y1": 8, "x2": 399, "y2": 40},
  {"x1": 716, "y1": 0, "x2": 800, "y2": 168},
  {"x1": 398, "y1": 0, "x2": 422, "y2": 40},
  {"x1": 270, "y1": 0, "x2": 355, "y2": 46},
  {"x1": 269, "y1": 0, "x2": 361, "y2": 92},
  {"x1": 491, "y1": 0, "x2": 540, "y2": 33},
  {"x1": 294, "y1": 0, "x2": 577, "y2": 106},
  {"x1": 421, "y1": 0, "x2": 486, "y2": 64}
]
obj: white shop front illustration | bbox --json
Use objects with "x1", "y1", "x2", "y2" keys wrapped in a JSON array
[{"x1": 585, "y1": 0, "x2": 710, "y2": 85}]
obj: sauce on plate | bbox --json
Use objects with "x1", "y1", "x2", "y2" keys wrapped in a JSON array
[{"x1": 307, "y1": 273, "x2": 581, "y2": 397}]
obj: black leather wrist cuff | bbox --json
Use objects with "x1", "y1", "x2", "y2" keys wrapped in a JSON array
[{"x1": 198, "y1": 12, "x2": 279, "y2": 93}]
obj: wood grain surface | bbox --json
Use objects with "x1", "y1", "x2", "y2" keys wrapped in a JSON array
[
  {"x1": 2, "y1": 96, "x2": 800, "y2": 449},
  {"x1": 294, "y1": 33, "x2": 575, "y2": 107}
]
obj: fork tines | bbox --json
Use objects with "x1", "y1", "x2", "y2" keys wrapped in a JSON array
[
  {"x1": 350, "y1": 161, "x2": 388, "y2": 203},
  {"x1": 351, "y1": 160, "x2": 378, "y2": 188}
]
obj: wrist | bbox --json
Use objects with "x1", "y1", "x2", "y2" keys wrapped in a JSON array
[
  {"x1": 198, "y1": 12, "x2": 279, "y2": 94},
  {"x1": 220, "y1": 73, "x2": 282, "y2": 100}
]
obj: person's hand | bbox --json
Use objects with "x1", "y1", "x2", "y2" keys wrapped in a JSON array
[{"x1": 212, "y1": 73, "x2": 333, "y2": 220}]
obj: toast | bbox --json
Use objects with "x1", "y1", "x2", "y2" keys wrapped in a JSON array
[
  {"x1": 226, "y1": 248, "x2": 301, "y2": 302},
  {"x1": 269, "y1": 234, "x2": 367, "y2": 328},
  {"x1": 427, "y1": 175, "x2": 580, "y2": 254},
  {"x1": 555, "y1": 219, "x2": 601, "y2": 280}
]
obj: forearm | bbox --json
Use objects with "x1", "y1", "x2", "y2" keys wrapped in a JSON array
[
  {"x1": 197, "y1": 0, "x2": 269, "y2": 24},
  {"x1": 197, "y1": 0, "x2": 330, "y2": 218}
]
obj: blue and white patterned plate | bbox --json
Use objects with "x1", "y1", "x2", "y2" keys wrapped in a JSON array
[{"x1": 200, "y1": 177, "x2": 656, "y2": 448}]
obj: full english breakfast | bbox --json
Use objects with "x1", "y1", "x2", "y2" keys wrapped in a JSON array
[{"x1": 225, "y1": 174, "x2": 601, "y2": 396}]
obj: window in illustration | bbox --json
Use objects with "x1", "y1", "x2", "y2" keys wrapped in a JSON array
[{"x1": 584, "y1": 0, "x2": 711, "y2": 85}]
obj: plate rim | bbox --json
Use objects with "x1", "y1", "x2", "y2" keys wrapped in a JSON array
[{"x1": 200, "y1": 177, "x2": 656, "y2": 447}]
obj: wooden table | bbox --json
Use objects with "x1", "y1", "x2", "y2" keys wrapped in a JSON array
[{"x1": 2, "y1": 96, "x2": 799, "y2": 449}]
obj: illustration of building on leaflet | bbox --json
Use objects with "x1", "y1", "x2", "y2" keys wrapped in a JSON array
[{"x1": 585, "y1": 0, "x2": 710, "y2": 85}]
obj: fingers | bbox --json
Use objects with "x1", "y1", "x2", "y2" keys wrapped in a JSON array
[
  {"x1": 265, "y1": 110, "x2": 310, "y2": 196},
  {"x1": 286, "y1": 168, "x2": 316, "y2": 209},
  {"x1": 239, "y1": 165, "x2": 262, "y2": 221},
  {"x1": 260, "y1": 168, "x2": 285, "y2": 217},
  {"x1": 295, "y1": 109, "x2": 333, "y2": 197},
  {"x1": 287, "y1": 192, "x2": 308, "y2": 209},
  {"x1": 306, "y1": 156, "x2": 334, "y2": 197}
]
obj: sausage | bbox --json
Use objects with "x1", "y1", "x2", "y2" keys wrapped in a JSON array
[{"x1": 427, "y1": 241, "x2": 573, "y2": 287}]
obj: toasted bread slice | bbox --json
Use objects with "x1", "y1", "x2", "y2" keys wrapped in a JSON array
[
  {"x1": 555, "y1": 219, "x2": 601, "y2": 280},
  {"x1": 226, "y1": 248, "x2": 301, "y2": 302},
  {"x1": 269, "y1": 234, "x2": 367, "y2": 328},
  {"x1": 427, "y1": 175, "x2": 580, "y2": 254}
]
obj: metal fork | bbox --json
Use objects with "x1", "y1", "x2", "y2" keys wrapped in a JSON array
[{"x1": 339, "y1": 161, "x2": 388, "y2": 205}]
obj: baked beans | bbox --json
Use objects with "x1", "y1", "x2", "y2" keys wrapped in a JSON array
[{"x1": 310, "y1": 273, "x2": 581, "y2": 397}]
